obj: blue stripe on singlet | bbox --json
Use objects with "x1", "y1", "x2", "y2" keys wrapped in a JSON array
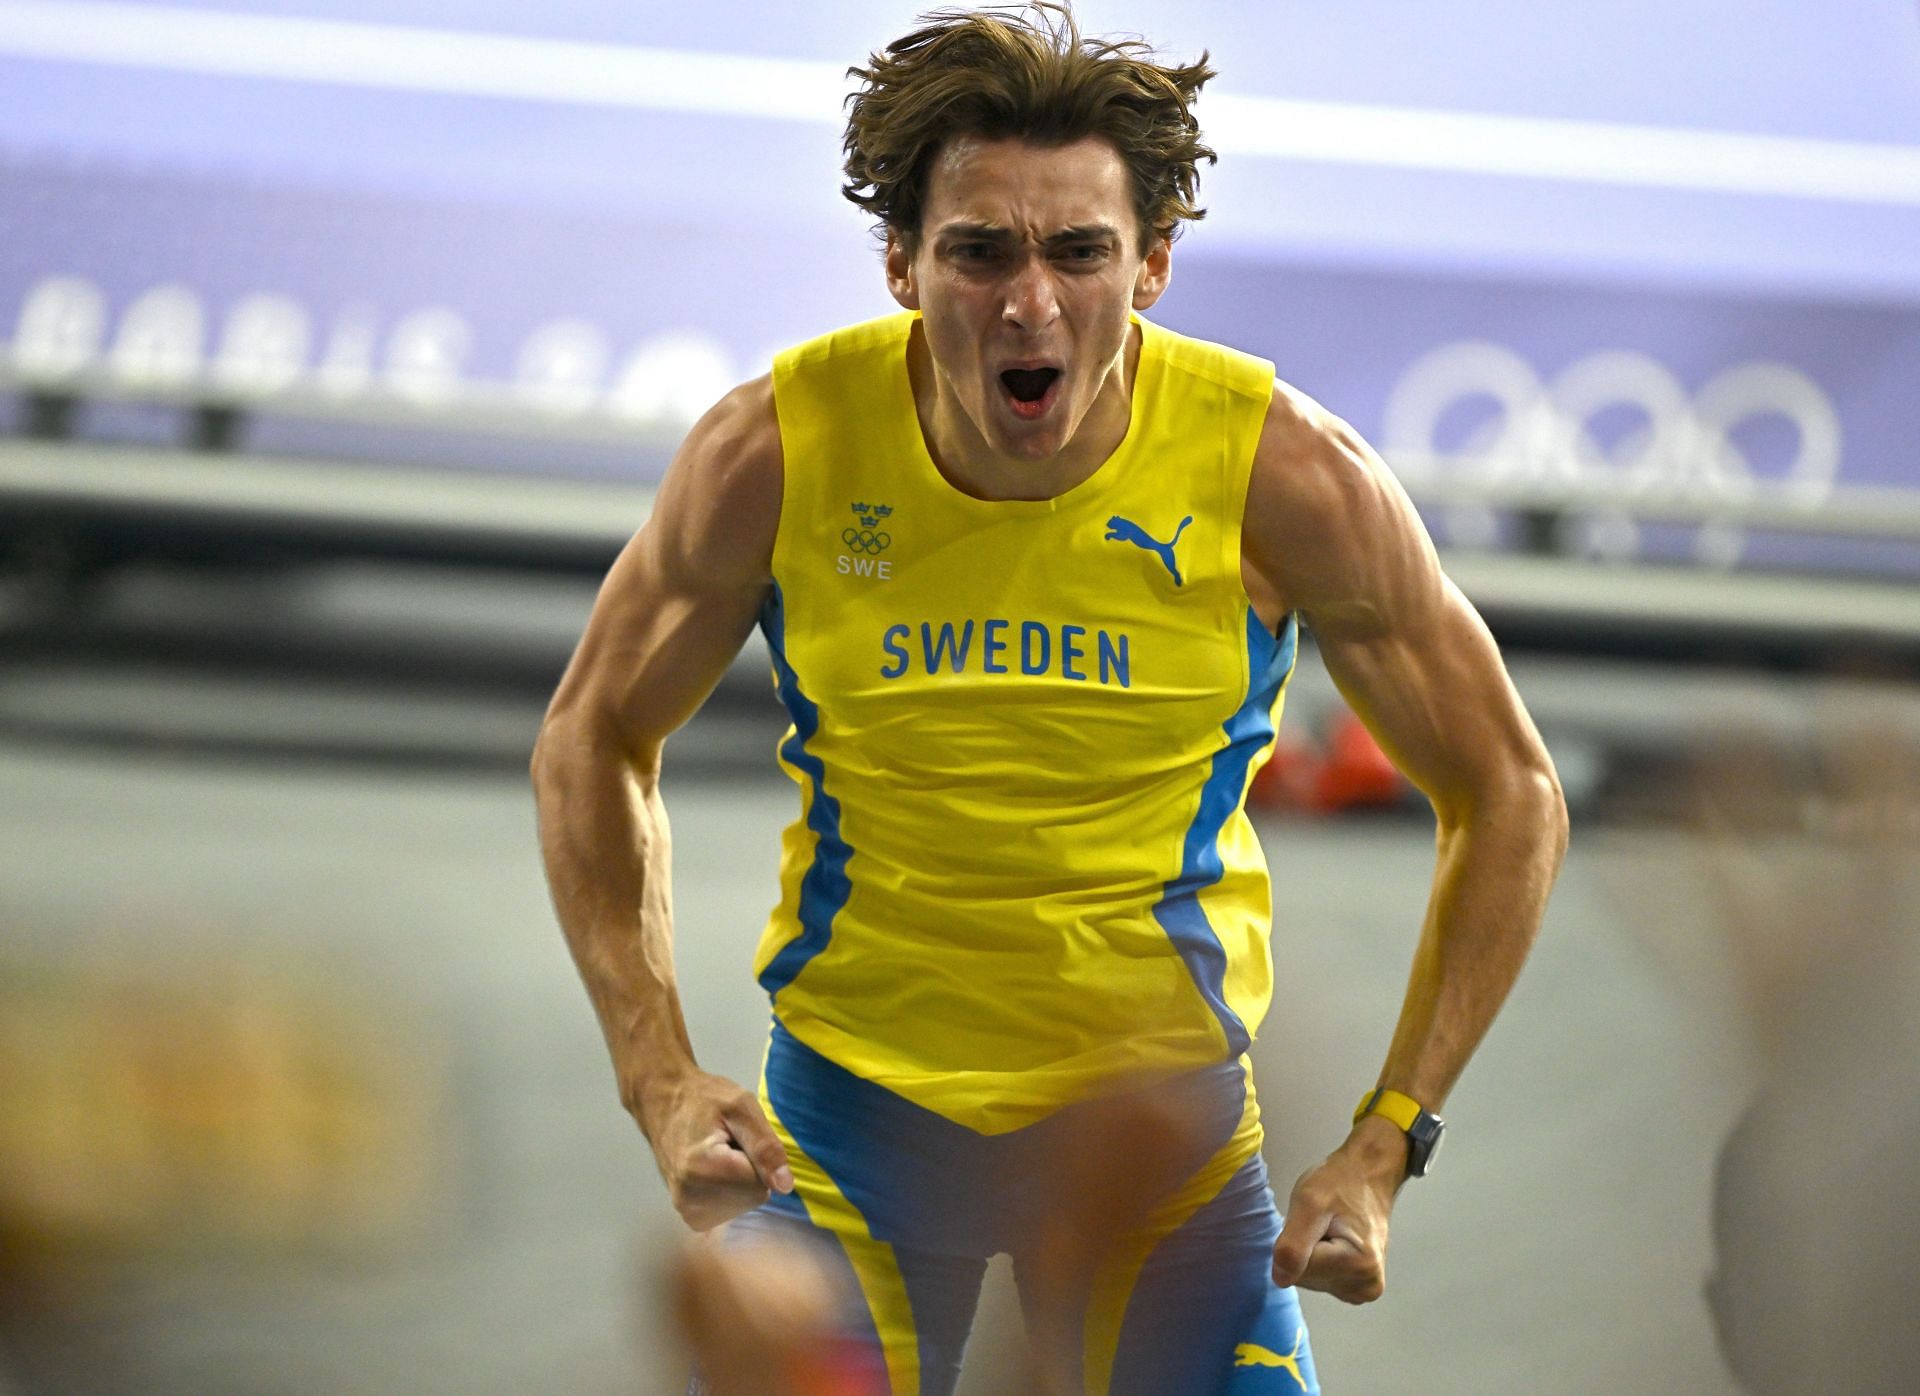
[
  {"x1": 1149, "y1": 609, "x2": 1297, "y2": 1057},
  {"x1": 756, "y1": 582, "x2": 855, "y2": 997}
]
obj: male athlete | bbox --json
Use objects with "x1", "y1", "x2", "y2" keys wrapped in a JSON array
[{"x1": 533, "y1": 6, "x2": 1567, "y2": 1394}]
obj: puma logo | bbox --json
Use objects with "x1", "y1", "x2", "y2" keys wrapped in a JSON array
[
  {"x1": 1104, "y1": 514, "x2": 1193, "y2": 586},
  {"x1": 1232, "y1": 1326, "x2": 1308, "y2": 1390}
]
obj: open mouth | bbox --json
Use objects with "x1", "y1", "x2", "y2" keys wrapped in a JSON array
[{"x1": 999, "y1": 367, "x2": 1062, "y2": 419}]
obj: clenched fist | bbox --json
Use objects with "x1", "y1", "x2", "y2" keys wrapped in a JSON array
[
  {"x1": 635, "y1": 1067, "x2": 795, "y2": 1232},
  {"x1": 1270, "y1": 1116, "x2": 1407, "y2": 1305}
]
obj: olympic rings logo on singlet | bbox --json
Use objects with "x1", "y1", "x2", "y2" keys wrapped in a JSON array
[{"x1": 842, "y1": 528, "x2": 891, "y2": 554}]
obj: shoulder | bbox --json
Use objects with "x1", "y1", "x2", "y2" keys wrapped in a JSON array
[
  {"x1": 1251, "y1": 380, "x2": 1394, "y2": 520},
  {"x1": 1244, "y1": 379, "x2": 1436, "y2": 622},
  {"x1": 647, "y1": 373, "x2": 782, "y2": 585},
  {"x1": 677, "y1": 372, "x2": 781, "y2": 488}
]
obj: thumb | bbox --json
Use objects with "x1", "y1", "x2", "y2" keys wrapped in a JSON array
[
  {"x1": 1271, "y1": 1206, "x2": 1331, "y2": 1288},
  {"x1": 721, "y1": 1098, "x2": 795, "y2": 1195}
]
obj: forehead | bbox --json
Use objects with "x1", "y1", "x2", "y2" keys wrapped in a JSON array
[{"x1": 921, "y1": 135, "x2": 1136, "y2": 238}]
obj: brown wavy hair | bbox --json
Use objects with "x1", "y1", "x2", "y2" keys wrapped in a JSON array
[{"x1": 842, "y1": 3, "x2": 1217, "y2": 255}]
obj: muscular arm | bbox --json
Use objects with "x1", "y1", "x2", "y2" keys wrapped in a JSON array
[
  {"x1": 531, "y1": 375, "x2": 792, "y2": 1230},
  {"x1": 1244, "y1": 383, "x2": 1569, "y2": 1301}
]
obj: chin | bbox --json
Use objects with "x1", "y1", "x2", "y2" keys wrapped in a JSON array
[
  {"x1": 988, "y1": 399, "x2": 1077, "y2": 461},
  {"x1": 982, "y1": 420, "x2": 1063, "y2": 461},
  {"x1": 1003, "y1": 434, "x2": 1067, "y2": 462}
]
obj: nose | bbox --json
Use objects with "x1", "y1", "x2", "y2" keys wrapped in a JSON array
[{"x1": 1002, "y1": 255, "x2": 1059, "y2": 332}]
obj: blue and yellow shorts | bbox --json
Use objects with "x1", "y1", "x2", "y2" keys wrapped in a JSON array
[{"x1": 709, "y1": 1023, "x2": 1320, "y2": 1396}]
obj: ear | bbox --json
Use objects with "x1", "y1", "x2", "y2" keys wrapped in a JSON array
[
  {"x1": 1131, "y1": 235, "x2": 1172, "y2": 311},
  {"x1": 885, "y1": 230, "x2": 920, "y2": 311}
]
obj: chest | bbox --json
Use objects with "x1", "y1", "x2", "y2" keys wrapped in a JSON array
[{"x1": 772, "y1": 492, "x2": 1251, "y2": 765}]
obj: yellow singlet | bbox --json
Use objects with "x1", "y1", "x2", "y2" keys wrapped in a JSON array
[{"x1": 755, "y1": 310, "x2": 1294, "y2": 1136}]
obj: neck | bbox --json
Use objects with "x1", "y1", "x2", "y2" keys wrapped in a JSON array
[{"x1": 907, "y1": 322, "x2": 1141, "y2": 503}]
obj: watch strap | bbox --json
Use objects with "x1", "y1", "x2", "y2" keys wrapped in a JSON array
[
  {"x1": 1354, "y1": 1087, "x2": 1444, "y2": 1179},
  {"x1": 1353, "y1": 1087, "x2": 1425, "y2": 1133}
]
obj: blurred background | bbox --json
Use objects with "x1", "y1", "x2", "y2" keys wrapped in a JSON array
[{"x1": 2, "y1": 1, "x2": 1918, "y2": 1392}]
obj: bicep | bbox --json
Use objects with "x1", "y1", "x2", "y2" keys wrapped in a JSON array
[
  {"x1": 545, "y1": 380, "x2": 781, "y2": 764},
  {"x1": 1313, "y1": 574, "x2": 1543, "y2": 824},
  {"x1": 554, "y1": 534, "x2": 767, "y2": 762}
]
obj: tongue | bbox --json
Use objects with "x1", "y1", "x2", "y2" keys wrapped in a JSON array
[{"x1": 1001, "y1": 368, "x2": 1059, "y2": 404}]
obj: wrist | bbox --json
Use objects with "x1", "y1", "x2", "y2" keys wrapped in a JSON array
[
  {"x1": 1351, "y1": 1086, "x2": 1446, "y2": 1180},
  {"x1": 623, "y1": 1069, "x2": 689, "y2": 1139},
  {"x1": 1342, "y1": 1113, "x2": 1412, "y2": 1185},
  {"x1": 618, "y1": 1050, "x2": 702, "y2": 1138}
]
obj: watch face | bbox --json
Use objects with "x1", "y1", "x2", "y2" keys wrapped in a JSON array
[{"x1": 1409, "y1": 1117, "x2": 1444, "y2": 1177}]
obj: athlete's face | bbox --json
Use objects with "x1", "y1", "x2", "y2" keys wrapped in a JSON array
[{"x1": 886, "y1": 135, "x2": 1171, "y2": 468}]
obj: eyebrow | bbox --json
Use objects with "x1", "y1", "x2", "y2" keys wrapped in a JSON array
[{"x1": 936, "y1": 222, "x2": 1123, "y2": 247}]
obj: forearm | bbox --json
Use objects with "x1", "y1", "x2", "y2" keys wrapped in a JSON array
[
  {"x1": 532, "y1": 713, "x2": 696, "y2": 1127},
  {"x1": 1374, "y1": 763, "x2": 1568, "y2": 1112}
]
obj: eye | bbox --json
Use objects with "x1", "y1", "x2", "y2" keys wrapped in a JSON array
[{"x1": 1060, "y1": 244, "x2": 1110, "y2": 266}]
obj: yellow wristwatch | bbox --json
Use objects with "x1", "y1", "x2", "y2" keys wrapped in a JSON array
[{"x1": 1354, "y1": 1088, "x2": 1445, "y2": 1178}]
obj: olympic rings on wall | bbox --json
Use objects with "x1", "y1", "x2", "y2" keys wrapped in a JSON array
[{"x1": 1380, "y1": 341, "x2": 1843, "y2": 564}]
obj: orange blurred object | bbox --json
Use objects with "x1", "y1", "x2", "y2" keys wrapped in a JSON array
[
  {"x1": 1313, "y1": 711, "x2": 1406, "y2": 813},
  {"x1": 0, "y1": 953, "x2": 447, "y2": 1262},
  {"x1": 1251, "y1": 710, "x2": 1406, "y2": 815},
  {"x1": 1248, "y1": 729, "x2": 1324, "y2": 812}
]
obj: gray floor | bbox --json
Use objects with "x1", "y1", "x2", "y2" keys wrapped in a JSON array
[{"x1": 0, "y1": 723, "x2": 1758, "y2": 1396}]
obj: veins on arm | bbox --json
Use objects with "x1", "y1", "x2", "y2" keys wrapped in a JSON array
[
  {"x1": 1241, "y1": 383, "x2": 1567, "y2": 1113},
  {"x1": 531, "y1": 374, "x2": 781, "y2": 1102}
]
